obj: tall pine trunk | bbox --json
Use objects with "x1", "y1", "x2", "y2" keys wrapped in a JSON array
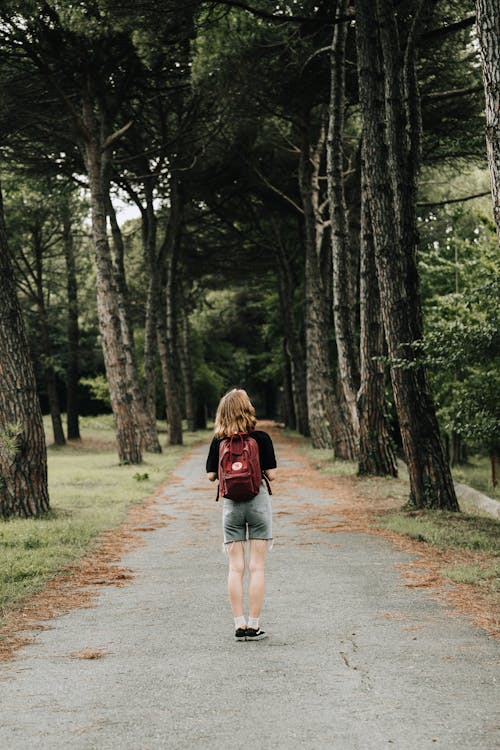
[
  {"x1": 355, "y1": 0, "x2": 459, "y2": 509},
  {"x1": 32, "y1": 228, "x2": 66, "y2": 446},
  {"x1": 298, "y1": 123, "x2": 334, "y2": 449},
  {"x1": 81, "y1": 97, "x2": 141, "y2": 465},
  {"x1": 0, "y1": 177, "x2": 50, "y2": 517},
  {"x1": 273, "y1": 222, "x2": 309, "y2": 436},
  {"x1": 328, "y1": 0, "x2": 360, "y2": 442},
  {"x1": 61, "y1": 195, "x2": 80, "y2": 441},
  {"x1": 281, "y1": 339, "x2": 297, "y2": 429},
  {"x1": 179, "y1": 290, "x2": 196, "y2": 433},
  {"x1": 106, "y1": 194, "x2": 161, "y2": 453},
  {"x1": 476, "y1": 0, "x2": 500, "y2": 246},
  {"x1": 357, "y1": 153, "x2": 397, "y2": 476},
  {"x1": 157, "y1": 177, "x2": 183, "y2": 446},
  {"x1": 142, "y1": 182, "x2": 159, "y2": 424}
]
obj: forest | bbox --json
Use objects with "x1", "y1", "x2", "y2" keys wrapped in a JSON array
[{"x1": 0, "y1": 0, "x2": 499, "y2": 519}]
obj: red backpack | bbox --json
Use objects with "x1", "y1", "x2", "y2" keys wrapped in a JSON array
[{"x1": 217, "y1": 432, "x2": 271, "y2": 501}]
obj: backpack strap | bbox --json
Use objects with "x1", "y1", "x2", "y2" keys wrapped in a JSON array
[{"x1": 262, "y1": 473, "x2": 272, "y2": 496}]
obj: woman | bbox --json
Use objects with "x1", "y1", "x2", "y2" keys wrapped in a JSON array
[{"x1": 206, "y1": 388, "x2": 277, "y2": 641}]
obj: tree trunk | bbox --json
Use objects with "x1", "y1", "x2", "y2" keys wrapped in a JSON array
[
  {"x1": 157, "y1": 177, "x2": 183, "y2": 446},
  {"x1": 273, "y1": 222, "x2": 309, "y2": 436},
  {"x1": 61, "y1": 195, "x2": 81, "y2": 441},
  {"x1": 0, "y1": 177, "x2": 50, "y2": 518},
  {"x1": 328, "y1": 0, "x2": 360, "y2": 441},
  {"x1": 357, "y1": 154, "x2": 398, "y2": 476},
  {"x1": 281, "y1": 339, "x2": 297, "y2": 429},
  {"x1": 298, "y1": 123, "x2": 335, "y2": 449},
  {"x1": 142, "y1": 182, "x2": 159, "y2": 424},
  {"x1": 451, "y1": 430, "x2": 468, "y2": 466},
  {"x1": 106, "y1": 193, "x2": 161, "y2": 453},
  {"x1": 80, "y1": 98, "x2": 141, "y2": 465},
  {"x1": 476, "y1": 0, "x2": 500, "y2": 247},
  {"x1": 42, "y1": 344, "x2": 66, "y2": 446},
  {"x1": 355, "y1": 0, "x2": 459, "y2": 509},
  {"x1": 32, "y1": 227, "x2": 66, "y2": 446},
  {"x1": 179, "y1": 290, "x2": 196, "y2": 432}
]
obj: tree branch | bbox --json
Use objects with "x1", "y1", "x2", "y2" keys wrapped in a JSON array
[
  {"x1": 417, "y1": 191, "x2": 490, "y2": 207},
  {"x1": 422, "y1": 15, "x2": 475, "y2": 41},
  {"x1": 205, "y1": 0, "x2": 333, "y2": 23},
  {"x1": 422, "y1": 85, "x2": 483, "y2": 103},
  {"x1": 102, "y1": 121, "x2": 134, "y2": 152},
  {"x1": 253, "y1": 165, "x2": 304, "y2": 215}
]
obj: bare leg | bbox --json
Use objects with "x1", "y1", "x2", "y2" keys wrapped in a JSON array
[
  {"x1": 248, "y1": 539, "x2": 268, "y2": 619},
  {"x1": 226, "y1": 541, "x2": 245, "y2": 617}
]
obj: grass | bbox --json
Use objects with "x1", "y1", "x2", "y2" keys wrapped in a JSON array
[
  {"x1": 376, "y1": 509, "x2": 500, "y2": 552},
  {"x1": 440, "y1": 562, "x2": 500, "y2": 590},
  {"x1": 451, "y1": 455, "x2": 500, "y2": 502},
  {"x1": 284, "y1": 430, "x2": 359, "y2": 477},
  {"x1": 0, "y1": 416, "x2": 211, "y2": 623}
]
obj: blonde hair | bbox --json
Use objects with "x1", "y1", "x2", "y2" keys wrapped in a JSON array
[{"x1": 214, "y1": 388, "x2": 257, "y2": 438}]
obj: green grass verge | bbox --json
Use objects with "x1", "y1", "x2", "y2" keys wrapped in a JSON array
[
  {"x1": 452, "y1": 455, "x2": 500, "y2": 502},
  {"x1": 376, "y1": 509, "x2": 500, "y2": 552},
  {"x1": 0, "y1": 417, "x2": 211, "y2": 623},
  {"x1": 439, "y1": 562, "x2": 500, "y2": 590}
]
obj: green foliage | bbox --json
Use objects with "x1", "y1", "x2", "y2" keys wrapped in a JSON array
[
  {"x1": 189, "y1": 285, "x2": 282, "y2": 416},
  {"x1": 0, "y1": 421, "x2": 22, "y2": 461},
  {"x1": 418, "y1": 201, "x2": 500, "y2": 456},
  {"x1": 79, "y1": 375, "x2": 111, "y2": 409}
]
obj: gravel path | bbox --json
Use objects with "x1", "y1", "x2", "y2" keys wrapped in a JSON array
[{"x1": 0, "y1": 436, "x2": 499, "y2": 749}]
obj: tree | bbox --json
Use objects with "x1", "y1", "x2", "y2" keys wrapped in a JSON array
[
  {"x1": 327, "y1": 0, "x2": 360, "y2": 447},
  {"x1": 355, "y1": 0, "x2": 459, "y2": 509},
  {"x1": 6, "y1": 176, "x2": 67, "y2": 446},
  {"x1": 60, "y1": 187, "x2": 81, "y2": 441},
  {"x1": 476, "y1": 0, "x2": 500, "y2": 246},
  {"x1": 357, "y1": 152, "x2": 398, "y2": 476},
  {"x1": 0, "y1": 174, "x2": 49, "y2": 517}
]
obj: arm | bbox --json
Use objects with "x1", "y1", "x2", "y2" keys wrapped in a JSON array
[
  {"x1": 206, "y1": 437, "x2": 219, "y2": 481},
  {"x1": 264, "y1": 468, "x2": 277, "y2": 482}
]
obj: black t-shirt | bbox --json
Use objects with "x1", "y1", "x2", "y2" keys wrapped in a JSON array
[{"x1": 206, "y1": 430, "x2": 277, "y2": 474}]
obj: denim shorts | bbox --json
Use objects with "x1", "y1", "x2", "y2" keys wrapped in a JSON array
[{"x1": 222, "y1": 483, "x2": 272, "y2": 544}]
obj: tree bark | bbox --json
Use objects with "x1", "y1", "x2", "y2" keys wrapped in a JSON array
[
  {"x1": 157, "y1": 177, "x2": 183, "y2": 446},
  {"x1": 355, "y1": 0, "x2": 459, "y2": 509},
  {"x1": 80, "y1": 96, "x2": 141, "y2": 464},
  {"x1": 476, "y1": 0, "x2": 500, "y2": 247},
  {"x1": 61, "y1": 195, "x2": 81, "y2": 441},
  {"x1": 179, "y1": 288, "x2": 196, "y2": 433},
  {"x1": 328, "y1": 0, "x2": 360, "y2": 441},
  {"x1": 281, "y1": 338, "x2": 297, "y2": 429},
  {"x1": 273, "y1": 222, "x2": 309, "y2": 436},
  {"x1": 357, "y1": 153, "x2": 398, "y2": 477},
  {"x1": 106, "y1": 193, "x2": 161, "y2": 453},
  {"x1": 32, "y1": 226, "x2": 66, "y2": 446},
  {"x1": 298, "y1": 122, "x2": 335, "y2": 449},
  {"x1": 0, "y1": 177, "x2": 50, "y2": 518},
  {"x1": 142, "y1": 180, "x2": 159, "y2": 424}
]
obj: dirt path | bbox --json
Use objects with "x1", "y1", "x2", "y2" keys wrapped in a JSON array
[{"x1": 0, "y1": 432, "x2": 499, "y2": 749}]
